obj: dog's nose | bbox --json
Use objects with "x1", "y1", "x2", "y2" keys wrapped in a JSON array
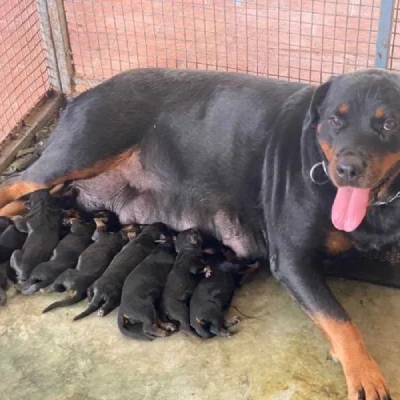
[{"x1": 336, "y1": 157, "x2": 363, "y2": 183}]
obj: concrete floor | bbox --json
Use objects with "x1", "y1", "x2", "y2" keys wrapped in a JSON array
[{"x1": 1, "y1": 271, "x2": 399, "y2": 400}]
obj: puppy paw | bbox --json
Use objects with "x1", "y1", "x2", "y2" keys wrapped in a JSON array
[
  {"x1": 159, "y1": 321, "x2": 178, "y2": 332},
  {"x1": 224, "y1": 315, "x2": 241, "y2": 328}
]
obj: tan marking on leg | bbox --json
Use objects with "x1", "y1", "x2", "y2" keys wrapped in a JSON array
[
  {"x1": 0, "y1": 201, "x2": 27, "y2": 217},
  {"x1": 50, "y1": 149, "x2": 134, "y2": 185},
  {"x1": 0, "y1": 181, "x2": 48, "y2": 210},
  {"x1": 50, "y1": 183, "x2": 65, "y2": 196},
  {"x1": 0, "y1": 183, "x2": 65, "y2": 217},
  {"x1": 314, "y1": 316, "x2": 389, "y2": 399}
]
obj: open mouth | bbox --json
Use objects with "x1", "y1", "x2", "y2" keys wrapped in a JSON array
[{"x1": 330, "y1": 161, "x2": 400, "y2": 232}]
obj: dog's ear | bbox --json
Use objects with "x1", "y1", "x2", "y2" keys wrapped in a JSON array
[{"x1": 303, "y1": 75, "x2": 337, "y2": 132}]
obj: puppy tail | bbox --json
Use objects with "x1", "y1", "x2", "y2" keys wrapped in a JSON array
[
  {"x1": 117, "y1": 309, "x2": 154, "y2": 341},
  {"x1": 73, "y1": 303, "x2": 99, "y2": 321},
  {"x1": 42, "y1": 292, "x2": 85, "y2": 313}
]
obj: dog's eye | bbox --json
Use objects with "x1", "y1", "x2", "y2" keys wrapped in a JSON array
[
  {"x1": 328, "y1": 116, "x2": 341, "y2": 127},
  {"x1": 383, "y1": 120, "x2": 397, "y2": 131}
]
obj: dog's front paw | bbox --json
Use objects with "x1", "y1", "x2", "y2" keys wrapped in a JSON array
[{"x1": 344, "y1": 357, "x2": 391, "y2": 400}]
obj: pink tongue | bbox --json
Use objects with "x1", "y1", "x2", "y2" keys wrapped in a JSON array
[{"x1": 331, "y1": 187, "x2": 370, "y2": 232}]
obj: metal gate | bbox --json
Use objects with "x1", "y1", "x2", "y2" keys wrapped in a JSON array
[{"x1": 0, "y1": 0, "x2": 399, "y2": 142}]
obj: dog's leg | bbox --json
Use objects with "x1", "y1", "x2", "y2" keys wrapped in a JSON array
[
  {"x1": 323, "y1": 254, "x2": 400, "y2": 289},
  {"x1": 0, "y1": 146, "x2": 134, "y2": 212},
  {"x1": 0, "y1": 179, "x2": 47, "y2": 211},
  {"x1": 140, "y1": 302, "x2": 170, "y2": 338},
  {"x1": 0, "y1": 184, "x2": 65, "y2": 217},
  {"x1": 273, "y1": 250, "x2": 390, "y2": 400}
]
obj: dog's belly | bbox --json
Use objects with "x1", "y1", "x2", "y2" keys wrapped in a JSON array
[{"x1": 72, "y1": 169, "x2": 266, "y2": 259}]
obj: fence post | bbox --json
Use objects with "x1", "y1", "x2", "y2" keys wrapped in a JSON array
[
  {"x1": 375, "y1": 0, "x2": 395, "y2": 68},
  {"x1": 36, "y1": 0, "x2": 74, "y2": 93}
]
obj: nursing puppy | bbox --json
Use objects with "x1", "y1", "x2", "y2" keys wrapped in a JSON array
[
  {"x1": 0, "y1": 223, "x2": 28, "y2": 298},
  {"x1": 42, "y1": 212, "x2": 124, "y2": 313},
  {"x1": 190, "y1": 261, "x2": 240, "y2": 338},
  {"x1": 0, "y1": 217, "x2": 12, "y2": 234},
  {"x1": 21, "y1": 217, "x2": 95, "y2": 294},
  {"x1": 10, "y1": 189, "x2": 62, "y2": 283},
  {"x1": 0, "y1": 223, "x2": 27, "y2": 263},
  {"x1": 0, "y1": 261, "x2": 9, "y2": 306},
  {"x1": 118, "y1": 239, "x2": 177, "y2": 340},
  {"x1": 74, "y1": 223, "x2": 167, "y2": 321},
  {"x1": 161, "y1": 228, "x2": 206, "y2": 334}
]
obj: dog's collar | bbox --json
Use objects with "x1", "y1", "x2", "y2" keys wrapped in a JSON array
[
  {"x1": 310, "y1": 161, "x2": 400, "y2": 206},
  {"x1": 309, "y1": 161, "x2": 329, "y2": 185},
  {"x1": 372, "y1": 191, "x2": 400, "y2": 206}
]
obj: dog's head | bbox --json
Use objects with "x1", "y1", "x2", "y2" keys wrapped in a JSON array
[
  {"x1": 175, "y1": 228, "x2": 203, "y2": 253},
  {"x1": 304, "y1": 69, "x2": 400, "y2": 232}
]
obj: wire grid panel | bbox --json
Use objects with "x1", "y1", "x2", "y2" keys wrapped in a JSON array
[
  {"x1": 0, "y1": 0, "x2": 51, "y2": 141},
  {"x1": 389, "y1": 0, "x2": 400, "y2": 71},
  {"x1": 65, "y1": 0, "x2": 381, "y2": 90}
]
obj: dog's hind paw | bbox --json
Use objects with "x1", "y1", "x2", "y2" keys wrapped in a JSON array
[{"x1": 158, "y1": 321, "x2": 178, "y2": 332}]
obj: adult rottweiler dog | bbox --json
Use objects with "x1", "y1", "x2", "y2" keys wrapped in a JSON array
[{"x1": 0, "y1": 68, "x2": 399, "y2": 398}]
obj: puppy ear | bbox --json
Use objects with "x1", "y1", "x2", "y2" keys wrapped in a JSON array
[{"x1": 303, "y1": 75, "x2": 336, "y2": 132}]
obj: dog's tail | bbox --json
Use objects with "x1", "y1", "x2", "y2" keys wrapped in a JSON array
[
  {"x1": 117, "y1": 308, "x2": 154, "y2": 341},
  {"x1": 73, "y1": 303, "x2": 99, "y2": 321},
  {"x1": 42, "y1": 292, "x2": 85, "y2": 313}
]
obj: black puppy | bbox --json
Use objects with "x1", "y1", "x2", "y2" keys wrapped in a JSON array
[
  {"x1": 190, "y1": 261, "x2": 240, "y2": 338},
  {"x1": 0, "y1": 261, "x2": 9, "y2": 306},
  {"x1": 74, "y1": 223, "x2": 167, "y2": 321},
  {"x1": 161, "y1": 228, "x2": 207, "y2": 334},
  {"x1": 21, "y1": 217, "x2": 95, "y2": 294},
  {"x1": 42, "y1": 212, "x2": 124, "y2": 313},
  {"x1": 10, "y1": 189, "x2": 62, "y2": 283},
  {"x1": 0, "y1": 222, "x2": 28, "y2": 302},
  {"x1": 0, "y1": 223, "x2": 27, "y2": 263},
  {"x1": 118, "y1": 239, "x2": 177, "y2": 340},
  {"x1": 0, "y1": 217, "x2": 12, "y2": 234}
]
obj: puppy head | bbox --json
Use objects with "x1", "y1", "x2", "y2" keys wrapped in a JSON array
[{"x1": 175, "y1": 228, "x2": 203, "y2": 253}]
